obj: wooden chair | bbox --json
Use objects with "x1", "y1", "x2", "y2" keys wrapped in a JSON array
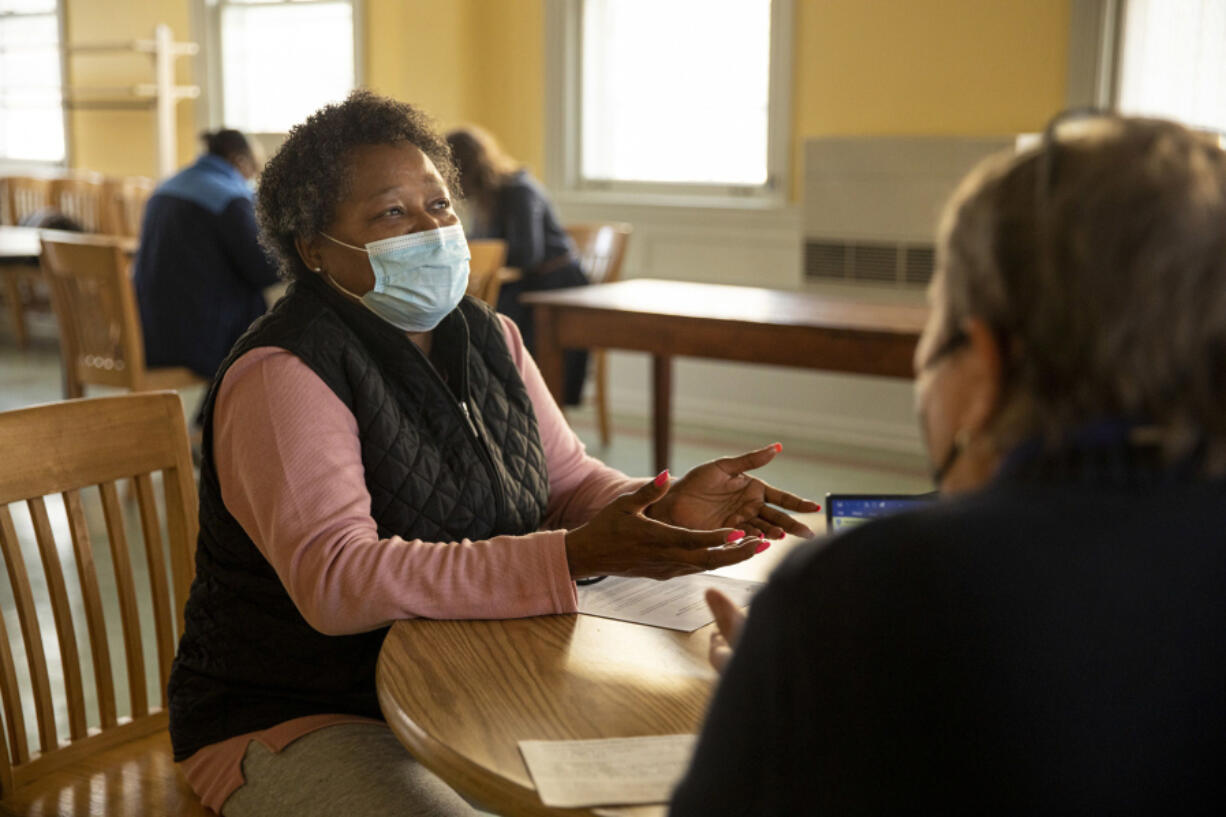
[
  {"x1": 39, "y1": 231, "x2": 207, "y2": 399},
  {"x1": 103, "y1": 177, "x2": 155, "y2": 238},
  {"x1": 564, "y1": 222, "x2": 632, "y2": 446},
  {"x1": 0, "y1": 392, "x2": 208, "y2": 815},
  {"x1": 467, "y1": 238, "x2": 508, "y2": 309},
  {"x1": 50, "y1": 175, "x2": 108, "y2": 234},
  {"x1": 1, "y1": 177, "x2": 53, "y2": 227}
]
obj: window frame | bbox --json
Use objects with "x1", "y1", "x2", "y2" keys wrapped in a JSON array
[
  {"x1": 191, "y1": 0, "x2": 364, "y2": 137},
  {"x1": 0, "y1": 0, "x2": 70, "y2": 169},
  {"x1": 1067, "y1": 0, "x2": 1226, "y2": 125},
  {"x1": 544, "y1": 0, "x2": 793, "y2": 208}
]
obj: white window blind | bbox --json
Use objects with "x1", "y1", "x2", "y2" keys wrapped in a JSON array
[
  {"x1": 219, "y1": 0, "x2": 354, "y2": 133},
  {"x1": 1117, "y1": 0, "x2": 1226, "y2": 133},
  {"x1": 580, "y1": 0, "x2": 773, "y2": 188},
  {"x1": 0, "y1": 0, "x2": 64, "y2": 162}
]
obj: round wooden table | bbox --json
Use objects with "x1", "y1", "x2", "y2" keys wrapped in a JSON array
[{"x1": 376, "y1": 513, "x2": 824, "y2": 817}]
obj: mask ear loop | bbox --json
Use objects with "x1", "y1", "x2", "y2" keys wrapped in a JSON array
[
  {"x1": 315, "y1": 233, "x2": 374, "y2": 300},
  {"x1": 931, "y1": 428, "x2": 972, "y2": 486},
  {"x1": 320, "y1": 232, "x2": 370, "y2": 253}
]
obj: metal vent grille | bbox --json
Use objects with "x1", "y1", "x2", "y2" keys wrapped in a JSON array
[{"x1": 804, "y1": 240, "x2": 934, "y2": 287}]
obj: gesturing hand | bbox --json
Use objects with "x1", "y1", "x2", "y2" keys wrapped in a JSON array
[
  {"x1": 648, "y1": 443, "x2": 821, "y2": 540},
  {"x1": 565, "y1": 472, "x2": 766, "y2": 581},
  {"x1": 705, "y1": 588, "x2": 746, "y2": 674}
]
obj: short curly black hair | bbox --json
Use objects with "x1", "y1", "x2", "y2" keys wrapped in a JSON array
[{"x1": 255, "y1": 89, "x2": 460, "y2": 279}]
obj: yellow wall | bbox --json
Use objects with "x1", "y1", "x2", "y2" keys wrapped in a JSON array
[
  {"x1": 63, "y1": 0, "x2": 196, "y2": 179},
  {"x1": 364, "y1": 0, "x2": 544, "y2": 176},
  {"x1": 64, "y1": 0, "x2": 1068, "y2": 195},
  {"x1": 791, "y1": 0, "x2": 1071, "y2": 195},
  {"x1": 364, "y1": 0, "x2": 475, "y2": 134},
  {"x1": 466, "y1": 1, "x2": 545, "y2": 177}
]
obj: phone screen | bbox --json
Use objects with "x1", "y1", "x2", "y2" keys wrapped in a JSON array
[{"x1": 826, "y1": 494, "x2": 933, "y2": 531}]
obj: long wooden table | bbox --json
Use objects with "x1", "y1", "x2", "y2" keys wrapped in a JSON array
[
  {"x1": 377, "y1": 513, "x2": 823, "y2": 817},
  {"x1": 0, "y1": 226, "x2": 137, "y2": 349},
  {"x1": 0, "y1": 226, "x2": 45, "y2": 348},
  {"x1": 522, "y1": 279, "x2": 928, "y2": 471}
]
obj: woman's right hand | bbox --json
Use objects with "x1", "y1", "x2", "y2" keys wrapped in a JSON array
[{"x1": 565, "y1": 471, "x2": 765, "y2": 581}]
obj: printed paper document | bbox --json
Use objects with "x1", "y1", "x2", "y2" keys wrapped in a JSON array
[
  {"x1": 519, "y1": 734, "x2": 697, "y2": 808},
  {"x1": 577, "y1": 573, "x2": 761, "y2": 631}
]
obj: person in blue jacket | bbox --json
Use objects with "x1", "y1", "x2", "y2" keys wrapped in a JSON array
[{"x1": 133, "y1": 129, "x2": 279, "y2": 394}]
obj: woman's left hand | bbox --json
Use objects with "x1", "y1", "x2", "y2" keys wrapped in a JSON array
[{"x1": 648, "y1": 443, "x2": 821, "y2": 540}]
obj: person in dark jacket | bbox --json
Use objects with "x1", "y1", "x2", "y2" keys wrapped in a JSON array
[
  {"x1": 671, "y1": 114, "x2": 1226, "y2": 815},
  {"x1": 133, "y1": 128, "x2": 279, "y2": 388},
  {"x1": 447, "y1": 126, "x2": 590, "y2": 405},
  {"x1": 166, "y1": 91, "x2": 819, "y2": 817}
]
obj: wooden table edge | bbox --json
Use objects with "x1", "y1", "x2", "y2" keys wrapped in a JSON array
[{"x1": 376, "y1": 651, "x2": 601, "y2": 817}]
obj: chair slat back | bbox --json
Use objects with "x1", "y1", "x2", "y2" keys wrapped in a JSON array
[
  {"x1": 2, "y1": 177, "x2": 53, "y2": 226},
  {"x1": 0, "y1": 393, "x2": 198, "y2": 794},
  {"x1": 103, "y1": 177, "x2": 155, "y2": 238},
  {"x1": 98, "y1": 480, "x2": 149, "y2": 721},
  {"x1": 40, "y1": 231, "x2": 146, "y2": 394},
  {"x1": 50, "y1": 176, "x2": 108, "y2": 234},
  {"x1": 467, "y1": 239, "x2": 508, "y2": 308},
  {"x1": 62, "y1": 488, "x2": 118, "y2": 730},
  {"x1": 565, "y1": 222, "x2": 633, "y2": 285}
]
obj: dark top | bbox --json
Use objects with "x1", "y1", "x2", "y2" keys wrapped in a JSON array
[
  {"x1": 167, "y1": 273, "x2": 550, "y2": 761},
  {"x1": 671, "y1": 442, "x2": 1226, "y2": 815},
  {"x1": 133, "y1": 154, "x2": 279, "y2": 379},
  {"x1": 470, "y1": 170, "x2": 578, "y2": 276}
]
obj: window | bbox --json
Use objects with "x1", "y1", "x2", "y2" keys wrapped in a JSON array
[
  {"x1": 205, "y1": 0, "x2": 357, "y2": 134},
  {"x1": 1115, "y1": 0, "x2": 1226, "y2": 133},
  {"x1": 551, "y1": 0, "x2": 791, "y2": 201},
  {"x1": 0, "y1": 0, "x2": 65, "y2": 163}
]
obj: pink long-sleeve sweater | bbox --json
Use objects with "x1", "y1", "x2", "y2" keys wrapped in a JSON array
[{"x1": 180, "y1": 315, "x2": 642, "y2": 812}]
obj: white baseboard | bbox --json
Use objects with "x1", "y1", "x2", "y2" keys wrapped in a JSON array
[
  {"x1": 600, "y1": 353, "x2": 924, "y2": 456},
  {"x1": 606, "y1": 385, "x2": 924, "y2": 455}
]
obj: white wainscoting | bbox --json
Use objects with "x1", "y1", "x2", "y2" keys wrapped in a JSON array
[{"x1": 555, "y1": 195, "x2": 925, "y2": 455}]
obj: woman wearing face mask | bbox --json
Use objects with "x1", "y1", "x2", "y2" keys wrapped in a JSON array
[
  {"x1": 165, "y1": 91, "x2": 819, "y2": 817},
  {"x1": 671, "y1": 115, "x2": 1226, "y2": 815}
]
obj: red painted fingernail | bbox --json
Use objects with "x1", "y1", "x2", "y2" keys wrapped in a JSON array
[
  {"x1": 772, "y1": 442, "x2": 783, "y2": 453},
  {"x1": 654, "y1": 469, "x2": 669, "y2": 487},
  {"x1": 725, "y1": 529, "x2": 745, "y2": 543},
  {"x1": 755, "y1": 540, "x2": 771, "y2": 554}
]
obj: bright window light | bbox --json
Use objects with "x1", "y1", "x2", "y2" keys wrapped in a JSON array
[
  {"x1": 0, "y1": 0, "x2": 65, "y2": 162},
  {"x1": 1117, "y1": 0, "x2": 1226, "y2": 133},
  {"x1": 220, "y1": 0, "x2": 354, "y2": 133},
  {"x1": 580, "y1": 0, "x2": 773, "y2": 187}
]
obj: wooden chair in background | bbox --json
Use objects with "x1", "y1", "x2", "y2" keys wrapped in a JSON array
[
  {"x1": 564, "y1": 222, "x2": 632, "y2": 446},
  {"x1": 0, "y1": 177, "x2": 53, "y2": 227},
  {"x1": 39, "y1": 232, "x2": 207, "y2": 399},
  {"x1": 1, "y1": 177, "x2": 55, "y2": 350},
  {"x1": 0, "y1": 392, "x2": 207, "y2": 815},
  {"x1": 103, "y1": 176, "x2": 155, "y2": 238},
  {"x1": 50, "y1": 175, "x2": 108, "y2": 234},
  {"x1": 466, "y1": 238, "x2": 508, "y2": 309}
]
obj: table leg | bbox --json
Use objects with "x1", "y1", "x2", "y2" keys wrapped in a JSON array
[
  {"x1": 2, "y1": 267, "x2": 29, "y2": 349},
  {"x1": 533, "y1": 304, "x2": 566, "y2": 407},
  {"x1": 652, "y1": 354, "x2": 672, "y2": 473}
]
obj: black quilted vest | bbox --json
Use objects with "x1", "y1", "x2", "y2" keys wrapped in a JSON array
[{"x1": 167, "y1": 272, "x2": 551, "y2": 761}]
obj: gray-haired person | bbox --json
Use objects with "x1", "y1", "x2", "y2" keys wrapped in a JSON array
[{"x1": 674, "y1": 114, "x2": 1226, "y2": 815}]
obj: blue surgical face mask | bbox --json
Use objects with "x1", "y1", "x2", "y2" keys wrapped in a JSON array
[{"x1": 320, "y1": 224, "x2": 470, "y2": 333}]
